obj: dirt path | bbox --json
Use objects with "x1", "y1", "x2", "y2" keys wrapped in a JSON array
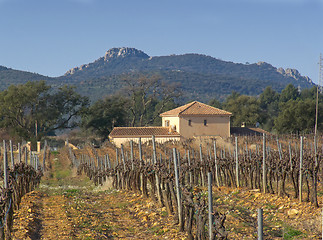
[
  {"x1": 40, "y1": 194, "x2": 74, "y2": 239},
  {"x1": 12, "y1": 192, "x2": 74, "y2": 240},
  {"x1": 12, "y1": 189, "x2": 187, "y2": 240}
]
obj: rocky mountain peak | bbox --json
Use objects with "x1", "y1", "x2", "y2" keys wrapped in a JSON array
[
  {"x1": 277, "y1": 67, "x2": 313, "y2": 84},
  {"x1": 103, "y1": 47, "x2": 149, "y2": 61},
  {"x1": 64, "y1": 47, "x2": 150, "y2": 76}
]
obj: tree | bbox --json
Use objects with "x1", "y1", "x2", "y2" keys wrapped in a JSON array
[
  {"x1": 122, "y1": 74, "x2": 181, "y2": 127},
  {"x1": 274, "y1": 99, "x2": 323, "y2": 133},
  {"x1": 279, "y1": 84, "x2": 299, "y2": 103},
  {"x1": 259, "y1": 86, "x2": 279, "y2": 109},
  {"x1": 0, "y1": 81, "x2": 89, "y2": 142},
  {"x1": 224, "y1": 94, "x2": 260, "y2": 127},
  {"x1": 81, "y1": 95, "x2": 128, "y2": 140},
  {"x1": 258, "y1": 87, "x2": 280, "y2": 131},
  {"x1": 300, "y1": 86, "x2": 323, "y2": 102},
  {"x1": 208, "y1": 98, "x2": 222, "y2": 109}
]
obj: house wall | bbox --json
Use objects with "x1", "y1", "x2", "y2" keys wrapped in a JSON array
[
  {"x1": 179, "y1": 115, "x2": 230, "y2": 139},
  {"x1": 162, "y1": 116, "x2": 180, "y2": 133},
  {"x1": 110, "y1": 136, "x2": 181, "y2": 148}
]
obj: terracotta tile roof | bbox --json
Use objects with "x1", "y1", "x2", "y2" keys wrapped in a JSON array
[
  {"x1": 160, "y1": 101, "x2": 232, "y2": 117},
  {"x1": 109, "y1": 127, "x2": 181, "y2": 138}
]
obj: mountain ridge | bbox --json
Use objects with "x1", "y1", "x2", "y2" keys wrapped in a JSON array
[
  {"x1": 0, "y1": 47, "x2": 315, "y2": 102},
  {"x1": 63, "y1": 47, "x2": 313, "y2": 86}
]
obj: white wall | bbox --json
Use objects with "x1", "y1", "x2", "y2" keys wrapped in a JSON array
[
  {"x1": 110, "y1": 136, "x2": 181, "y2": 147},
  {"x1": 162, "y1": 116, "x2": 180, "y2": 133}
]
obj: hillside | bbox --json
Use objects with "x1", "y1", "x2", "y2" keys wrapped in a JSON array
[
  {"x1": 0, "y1": 65, "x2": 53, "y2": 89},
  {"x1": 0, "y1": 47, "x2": 315, "y2": 102}
]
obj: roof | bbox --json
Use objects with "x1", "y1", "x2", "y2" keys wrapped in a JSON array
[
  {"x1": 230, "y1": 127, "x2": 270, "y2": 136},
  {"x1": 160, "y1": 101, "x2": 232, "y2": 117},
  {"x1": 109, "y1": 127, "x2": 181, "y2": 138}
]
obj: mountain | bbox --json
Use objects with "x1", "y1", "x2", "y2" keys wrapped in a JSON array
[
  {"x1": 64, "y1": 47, "x2": 150, "y2": 77},
  {"x1": 61, "y1": 47, "x2": 314, "y2": 102},
  {"x1": 0, "y1": 65, "x2": 53, "y2": 89},
  {"x1": 0, "y1": 47, "x2": 315, "y2": 102}
]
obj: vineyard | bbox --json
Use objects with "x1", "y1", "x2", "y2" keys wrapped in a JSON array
[
  {"x1": 0, "y1": 141, "x2": 44, "y2": 239},
  {"x1": 0, "y1": 134, "x2": 322, "y2": 239},
  {"x1": 73, "y1": 134, "x2": 322, "y2": 239}
]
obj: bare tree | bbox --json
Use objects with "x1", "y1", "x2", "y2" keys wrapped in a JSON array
[{"x1": 122, "y1": 74, "x2": 181, "y2": 127}]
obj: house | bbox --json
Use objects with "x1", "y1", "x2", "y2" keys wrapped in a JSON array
[
  {"x1": 160, "y1": 101, "x2": 232, "y2": 139},
  {"x1": 109, "y1": 101, "x2": 232, "y2": 146}
]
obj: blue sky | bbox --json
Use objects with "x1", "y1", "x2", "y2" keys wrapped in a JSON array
[{"x1": 0, "y1": 0, "x2": 322, "y2": 83}]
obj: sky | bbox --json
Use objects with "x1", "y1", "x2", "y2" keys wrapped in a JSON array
[{"x1": 0, "y1": 0, "x2": 322, "y2": 83}]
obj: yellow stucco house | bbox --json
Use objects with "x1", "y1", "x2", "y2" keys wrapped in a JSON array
[{"x1": 109, "y1": 101, "x2": 232, "y2": 146}]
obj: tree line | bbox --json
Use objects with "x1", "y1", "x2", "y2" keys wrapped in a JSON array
[
  {"x1": 0, "y1": 75, "x2": 179, "y2": 143},
  {"x1": 0, "y1": 76, "x2": 321, "y2": 144},
  {"x1": 214, "y1": 84, "x2": 323, "y2": 134}
]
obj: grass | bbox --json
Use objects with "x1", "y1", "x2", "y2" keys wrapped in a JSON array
[
  {"x1": 39, "y1": 150, "x2": 95, "y2": 196},
  {"x1": 161, "y1": 211, "x2": 168, "y2": 217},
  {"x1": 283, "y1": 225, "x2": 304, "y2": 239},
  {"x1": 149, "y1": 225, "x2": 164, "y2": 235},
  {"x1": 50, "y1": 151, "x2": 60, "y2": 156},
  {"x1": 115, "y1": 201, "x2": 130, "y2": 209},
  {"x1": 265, "y1": 202, "x2": 278, "y2": 210},
  {"x1": 63, "y1": 189, "x2": 81, "y2": 197}
]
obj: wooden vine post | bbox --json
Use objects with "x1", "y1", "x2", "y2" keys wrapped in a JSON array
[
  {"x1": 173, "y1": 148, "x2": 184, "y2": 231},
  {"x1": 29, "y1": 151, "x2": 32, "y2": 167},
  {"x1": 2, "y1": 140, "x2": 8, "y2": 239},
  {"x1": 138, "y1": 138, "x2": 146, "y2": 197},
  {"x1": 299, "y1": 136, "x2": 303, "y2": 203},
  {"x1": 116, "y1": 148, "x2": 120, "y2": 189},
  {"x1": 9, "y1": 140, "x2": 14, "y2": 168},
  {"x1": 208, "y1": 172, "x2": 213, "y2": 240},
  {"x1": 138, "y1": 138, "x2": 143, "y2": 166},
  {"x1": 152, "y1": 136, "x2": 163, "y2": 206},
  {"x1": 130, "y1": 140, "x2": 134, "y2": 170},
  {"x1": 263, "y1": 134, "x2": 266, "y2": 193},
  {"x1": 313, "y1": 135, "x2": 319, "y2": 207},
  {"x1": 3, "y1": 141, "x2": 8, "y2": 188},
  {"x1": 121, "y1": 145, "x2": 127, "y2": 189},
  {"x1": 120, "y1": 144, "x2": 126, "y2": 171},
  {"x1": 187, "y1": 150, "x2": 193, "y2": 185},
  {"x1": 258, "y1": 208, "x2": 263, "y2": 240},
  {"x1": 35, "y1": 155, "x2": 39, "y2": 170},
  {"x1": 106, "y1": 154, "x2": 111, "y2": 169},
  {"x1": 213, "y1": 140, "x2": 220, "y2": 187},
  {"x1": 18, "y1": 143, "x2": 21, "y2": 163},
  {"x1": 235, "y1": 137, "x2": 239, "y2": 188},
  {"x1": 42, "y1": 140, "x2": 47, "y2": 171},
  {"x1": 199, "y1": 144, "x2": 205, "y2": 187},
  {"x1": 24, "y1": 147, "x2": 28, "y2": 165},
  {"x1": 288, "y1": 142, "x2": 293, "y2": 172}
]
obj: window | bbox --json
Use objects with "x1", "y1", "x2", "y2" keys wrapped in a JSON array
[
  {"x1": 204, "y1": 119, "x2": 207, "y2": 126},
  {"x1": 165, "y1": 120, "x2": 170, "y2": 127},
  {"x1": 188, "y1": 120, "x2": 191, "y2": 126}
]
